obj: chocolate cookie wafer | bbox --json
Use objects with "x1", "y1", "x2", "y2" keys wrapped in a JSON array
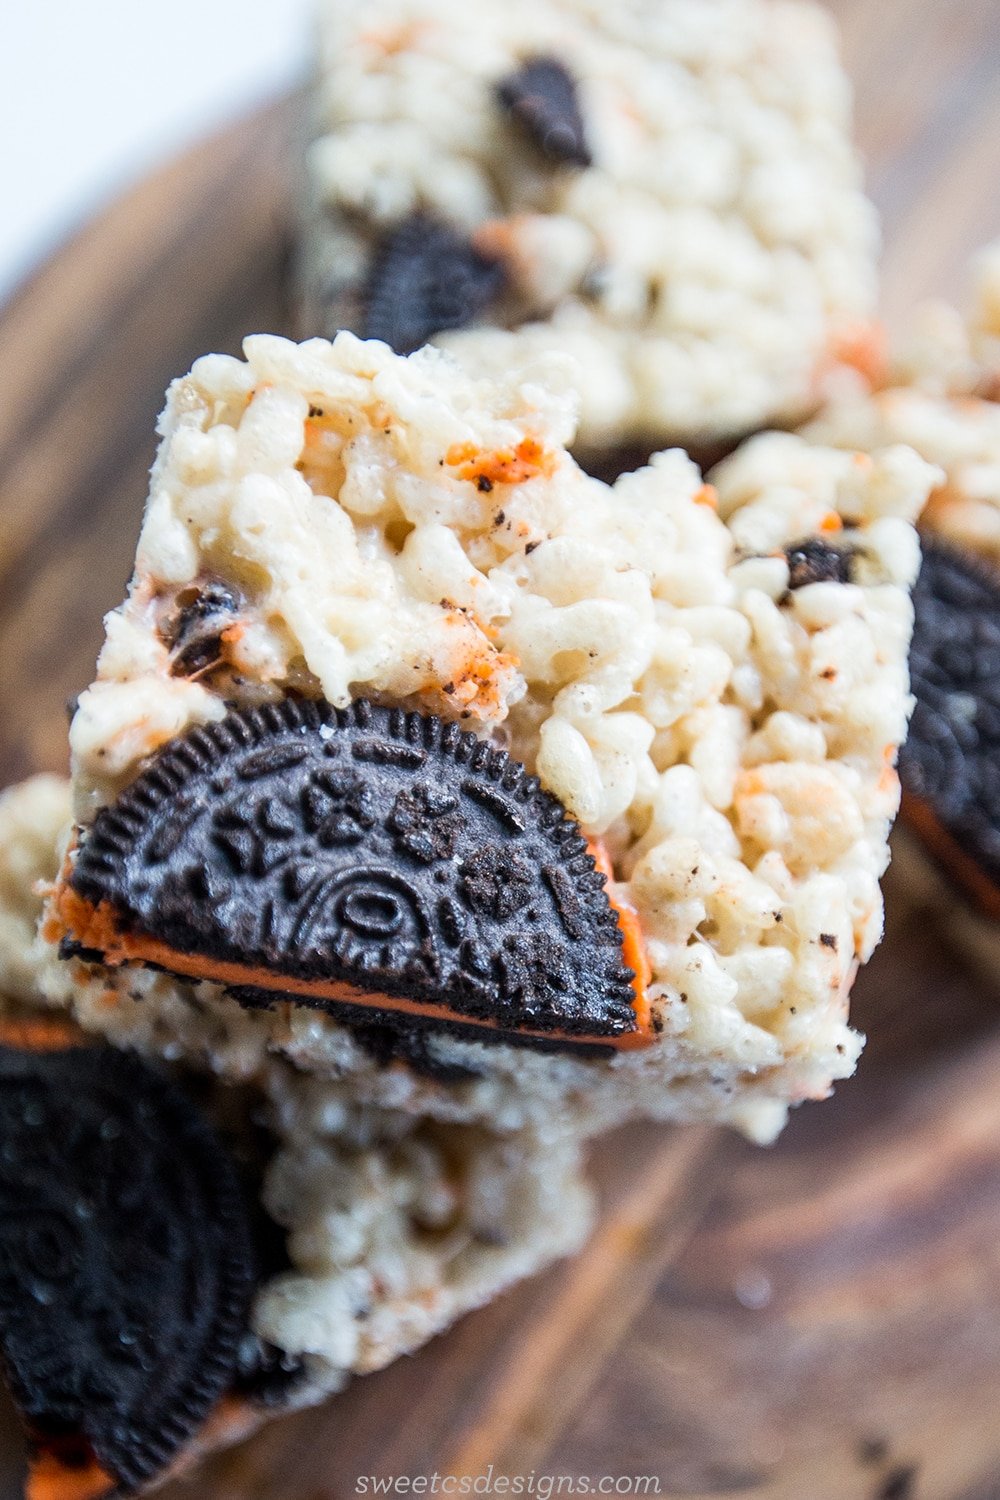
[{"x1": 0, "y1": 1032, "x2": 258, "y2": 1498}]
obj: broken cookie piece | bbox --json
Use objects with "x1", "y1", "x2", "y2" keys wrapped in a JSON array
[
  {"x1": 362, "y1": 215, "x2": 507, "y2": 355},
  {"x1": 496, "y1": 57, "x2": 592, "y2": 168}
]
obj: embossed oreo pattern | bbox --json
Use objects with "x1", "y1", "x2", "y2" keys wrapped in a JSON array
[
  {"x1": 0, "y1": 1046, "x2": 257, "y2": 1496},
  {"x1": 69, "y1": 699, "x2": 637, "y2": 1043},
  {"x1": 902, "y1": 541, "x2": 1000, "y2": 886}
]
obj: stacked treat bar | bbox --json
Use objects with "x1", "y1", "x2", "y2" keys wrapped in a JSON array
[
  {"x1": 0, "y1": 777, "x2": 595, "y2": 1494},
  {"x1": 3, "y1": 0, "x2": 990, "y2": 1495}
]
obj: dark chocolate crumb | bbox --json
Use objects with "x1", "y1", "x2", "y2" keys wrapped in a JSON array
[
  {"x1": 819, "y1": 933, "x2": 837, "y2": 949},
  {"x1": 362, "y1": 215, "x2": 506, "y2": 355},
  {"x1": 877, "y1": 1465, "x2": 917, "y2": 1500},
  {"x1": 477, "y1": 475, "x2": 494, "y2": 493},
  {"x1": 232, "y1": 1335, "x2": 310, "y2": 1409},
  {"x1": 525, "y1": 540, "x2": 541, "y2": 554},
  {"x1": 901, "y1": 540, "x2": 1000, "y2": 890},
  {"x1": 858, "y1": 1437, "x2": 889, "y2": 1466},
  {"x1": 163, "y1": 580, "x2": 242, "y2": 678},
  {"x1": 785, "y1": 538, "x2": 853, "y2": 590},
  {"x1": 494, "y1": 511, "x2": 506, "y2": 525},
  {"x1": 497, "y1": 57, "x2": 592, "y2": 167}
]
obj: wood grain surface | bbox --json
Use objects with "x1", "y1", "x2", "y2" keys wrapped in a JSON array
[{"x1": 3, "y1": 3, "x2": 1000, "y2": 1496}]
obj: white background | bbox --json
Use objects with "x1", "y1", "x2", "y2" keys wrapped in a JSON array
[{"x1": 0, "y1": 0, "x2": 313, "y2": 303}]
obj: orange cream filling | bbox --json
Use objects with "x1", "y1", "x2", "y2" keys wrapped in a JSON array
[
  {"x1": 50, "y1": 860, "x2": 654, "y2": 1053},
  {"x1": 27, "y1": 1452, "x2": 116, "y2": 1500},
  {"x1": 901, "y1": 792, "x2": 1000, "y2": 923},
  {"x1": 0, "y1": 1015, "x2": 82, "y2": 1053}
]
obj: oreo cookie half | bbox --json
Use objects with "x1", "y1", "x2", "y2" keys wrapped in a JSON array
[
  {"x1": 57, "y1": 699, "x2": 647, "y2": 1052},
  {"x1": 901, "y1": 540, "x2": 1000, "y2": 914},
  {"x1": 0, "y1": 1044, "x2": 258, "y2": 1498}
]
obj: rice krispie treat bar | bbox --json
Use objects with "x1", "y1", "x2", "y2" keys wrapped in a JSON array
[
  {"x1": 805, "y1": 242, "x2": 1000, "y2": 940},
  {"x1": 298, "y1": 0, "x2": 880, "y2": 458},
  {"x1": 807, "y1": 240, "x2": 1000, "y2": 567},
  {"x1": 0, "y1": 785, "x2": 591, "y2": 1499},
  {"x1": 42, "y1": 335, "x2": 937, "y2": 1145}
]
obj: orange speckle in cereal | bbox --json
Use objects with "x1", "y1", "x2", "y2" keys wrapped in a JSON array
[
  {"x1": 829, "y1": 320, "x2": 888, "y2": 389},
  {"x1": 471, "y1": 219, "x2": 521, "y2": 263},
  {"x1": 694, "y1": 484, "x2": 719, "y2": 510},
  {"x1": 877, "y1": 744, "x2": 899, "y2": 796},
  {"x1": 877, "y1": 764, "x2": 900, "y2": 797},
  {"x1": 426, "y1": 618, "x2": 520, "y2": 722},
  {"x1": 819, "y1": 511, "x2": 844, "y2": 534},
  {"x1": 446, "y1": 438, "x2": 557, "y2": 488},
  {"x1": 358, "y1": 20, "x2": 426, "y2": 56},
  {"x1": 587, "y1": 840, "x2": 654, "y2": 1045}
]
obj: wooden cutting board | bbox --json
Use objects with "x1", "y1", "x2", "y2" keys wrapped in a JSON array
[{"x1": 3, "y1": 2, "x2": 1000, "y2": 1495}]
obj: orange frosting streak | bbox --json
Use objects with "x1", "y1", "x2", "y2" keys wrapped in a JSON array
[
  {"x1": 446, "y1": 438, "x2": 557, "y2": 487},
  {"x1": 586, "y1": 840, "x2": 653, "y2": 1040},
  {"x1": 50, "y1": 884, "x2": 655, "y2": 1053}
]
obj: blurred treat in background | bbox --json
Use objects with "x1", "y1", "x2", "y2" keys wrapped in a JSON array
[{"x1": 297, "y1": 0, "x2": 881, "y2": 461}]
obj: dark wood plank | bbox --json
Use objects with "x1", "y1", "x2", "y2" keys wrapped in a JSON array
[{"x1": 3, "y1": 4, "x2": 1000, "y2": 1497}]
